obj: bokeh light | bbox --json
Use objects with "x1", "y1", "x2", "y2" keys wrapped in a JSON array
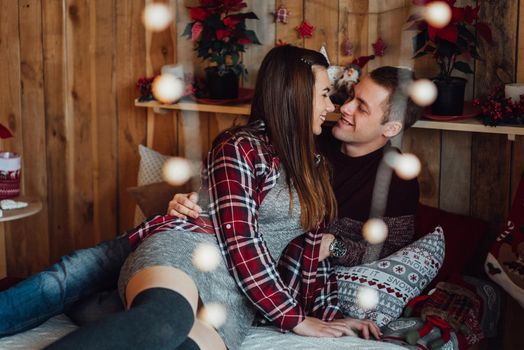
[
  {"x1": 152, "y1": 74, "x2": 185, "y2": 104},
  {"x1": 424, "y1": 1, "x2": 452, "y2": 29},
  {"x1": 192, "y1": 243, "x2": 222, "y2": 272},
  {"x1": 384, "y1": 152, "x2": 421, "y2": 180},
  {"x1": 162, "y1": 157, "x2": 193, "y2": 185},
  {"x1": 395, "y1": 153, "x2": 422, "y2": 180},
  {"x1": 198, "y1": 303, "x2": 227, "y2": 329},
  {"x1": 362, "y1": 218, "x2": 388, "y2": 244},
  {"x1": 409, "y1": 79, "x2": 437, "y2": 107},
  {"x1": 356, "y1": 287, "x2": 379, "y2": 310},
  {"x1": 142, "y1": 3, "x2": 173, "y2": 32}
]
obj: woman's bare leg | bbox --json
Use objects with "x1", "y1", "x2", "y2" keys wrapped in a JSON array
[
  {"x1": 125, "y1": 266, "x2": 199, "y2": 314},
  {"x1": 188, "y1": 319, "x2": 227, "y2": 350}
]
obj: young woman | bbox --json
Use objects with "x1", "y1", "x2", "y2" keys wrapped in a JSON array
[{"x1": 45, "y1": 45, "x2": 380, "y2": 350}]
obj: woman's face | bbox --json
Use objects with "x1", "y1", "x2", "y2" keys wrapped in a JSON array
[{"x1": 312, "y1": 66, "x2": 335, "y2": 135}]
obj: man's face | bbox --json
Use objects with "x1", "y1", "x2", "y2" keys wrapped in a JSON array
[{"x1": 331, "y1": 76, "x2": 390, "y2": 146}]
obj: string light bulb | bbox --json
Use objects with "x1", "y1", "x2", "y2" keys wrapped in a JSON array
[
  {"x1": 409, "y1": 79, "x2": 438, "y2": 107},
  {"x1": 356, "y1": 287, "x2": 379, "y2": 310},
  {"x1": 198, "y1": 303, "x2": 227, "y2": 329},
  {"x1": 424, "y1": 1, "x2": 452, "y2": 29},
  {"x1": 142, "y1": 3, "x2": 173, "y2": 32},
  {"x1": 192, "y1": 243, "x2": 222, "y2": 272},
  {"x1": 162, "y1": 157, "x2": 192, "y2": 186},
  {"x1": 362, "y1": 218, "x2": 388, "y2": 244},
  {"x1": 394, "y1": 153, "x2": 421, "y2": 180},
  {"x1": 152, "y1": 74, "x2": 185, "y2": 104}
]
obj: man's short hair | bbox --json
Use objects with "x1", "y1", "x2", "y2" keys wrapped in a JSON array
[{"x1": 369, "y1": 66, "x2": 425, "y2": 130}]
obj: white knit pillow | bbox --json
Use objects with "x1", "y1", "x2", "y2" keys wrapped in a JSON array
[
  {"x1": 133, "y1": 145, "x2": 171, "y2": 225},
  {"x1": 335, "y1": 227, "x2": 445, "y2": 327}
]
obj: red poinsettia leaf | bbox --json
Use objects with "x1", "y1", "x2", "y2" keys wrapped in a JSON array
[
  {"x1": 189, "y1": 7, "x2": 208, "y2": 22},
  {"x1": 191, "y1": 22, "x2": 203, "y2": 41},
  {"x1": 238, "y1": 37, "x2": 251, "y2": 44},
  {"x1": 451, "y1": 7, "x2": 464, "y2": 23},
  {"x1": 437, "y1": 24, "x2": 458, "y2": 43},
  {"x1": 223, "y1": 16, "x2": 240, "y2": 28},
  {"x1": 463, "y1": 5, "x2": 479, "y2": 24},
  {"x1": 476, "y1": 22, "x2": 493, "y2": 44},
  {"x1": 0, "y1": 124, "x2": 13, "y2": 139},
  {"x1": 216, "y1": 29, "x2": 231, "y2": 40},
  {"x1": 428, "y1": 25, "x2": 438, "y2": 41}
]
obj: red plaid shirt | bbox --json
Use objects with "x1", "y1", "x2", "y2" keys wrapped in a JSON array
[{"x1": 127, "y1": 121, "x2": 342, "y2": 331}]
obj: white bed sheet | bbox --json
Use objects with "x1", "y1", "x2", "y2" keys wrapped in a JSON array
[{"x1": 0, "y1": 315, "x2": 409, "y2": 350}]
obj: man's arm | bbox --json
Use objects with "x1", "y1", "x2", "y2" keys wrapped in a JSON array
[{"x1": 328, "y1": 215, "x2": 415, "y2": 267}]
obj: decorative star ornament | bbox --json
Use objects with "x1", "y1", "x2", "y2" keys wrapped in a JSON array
[
  {"x1": 372, "y1": 37, "x2": 387, "y2": 57},
  {"x1": 296, "y1": 20, "x2": 315, "y2": 39},
  {"x1": 273, "y1": 4, "x2": 290, "y2": 24}
]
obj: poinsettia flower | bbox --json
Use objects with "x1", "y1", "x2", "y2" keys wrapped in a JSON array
[
  {"x1": 372, "y1": 38, "x2": 387, "y2": 57},
  {"x1": 463, "y1": 5, "x2": 479, "y2": 24},
  {"x1": 216, "y1": 29, "x2": 232, "y2": 40},
  {"x1": 191, "y1": 22, "x2": 204, "y2": 42},
  {"x1": 189, "y1": 7, "x2": 208, "y2": 21},
  {"x1": 428, "y1": 23, "x2": 458, "y2": 43},
  {"x1": 223, "y1": 15, "x2": 240, "y2": 28}
]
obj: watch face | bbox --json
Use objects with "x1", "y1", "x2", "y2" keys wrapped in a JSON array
[{"x1": 330, "y1": 239, "x2": 347, "y2": 258}]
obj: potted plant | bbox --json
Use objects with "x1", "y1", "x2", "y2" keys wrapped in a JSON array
[
  {"x1": 407, "y1": 0, "x2": 492, "y2": 115},
  {"x1": 183, "y1": 0, "x2": 261, "y2": 99}
]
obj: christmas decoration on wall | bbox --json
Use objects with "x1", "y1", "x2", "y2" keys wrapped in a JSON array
[
  {"x1": 273, "y1": 4, "x2": 290, "y2": 24},
  {"x1": 372, "y1": 37, "x2": 387, "y2": 57},
  {"x1": 296, "y1": 20, "x2": 315, "y2": 39},
  {"x1": 341, "y1": 38, "x2": 354, "y2": 56}
]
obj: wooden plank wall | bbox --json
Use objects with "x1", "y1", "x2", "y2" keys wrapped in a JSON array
[{"x1": 0, "y1": 0, "x2": 523, "y2": 282}]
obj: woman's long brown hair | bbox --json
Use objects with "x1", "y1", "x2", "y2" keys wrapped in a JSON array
[{"x1": 248, "y1": 45, "x2": 337, "y2": 230}]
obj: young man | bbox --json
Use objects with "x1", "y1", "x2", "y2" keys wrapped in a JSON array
[{"x1": 0, "y1": 66, "x2": 424, "y2": 337}]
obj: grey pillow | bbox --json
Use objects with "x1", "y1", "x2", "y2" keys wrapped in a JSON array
[{"x1": 335, "y1": 227, "x2": 445, "y2": 327}]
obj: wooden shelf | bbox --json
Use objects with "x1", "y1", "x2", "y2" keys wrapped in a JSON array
[
  {"x1": 135, "y1": 99, "x2": 524, "y2": 140},
  {"x1": 135, "y1": 99, "x2": 251, "y2": 115}
]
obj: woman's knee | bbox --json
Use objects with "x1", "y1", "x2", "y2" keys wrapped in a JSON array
[{"x1": 125, "y1": 266, "x2": 199, "y2": 315}]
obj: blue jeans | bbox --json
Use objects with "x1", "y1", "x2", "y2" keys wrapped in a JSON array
[{"x1": 0, "y1": 234, "x2": 131, "y2": 337}]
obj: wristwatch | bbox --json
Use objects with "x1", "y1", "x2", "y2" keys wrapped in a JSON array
[{"x1": 329, "y1": 237, "x2": 348, "y2": 258}]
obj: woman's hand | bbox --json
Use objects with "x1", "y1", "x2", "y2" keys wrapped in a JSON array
[
  {"x1": 330, "y1": 318, "x2": 382, "y2": 340},
  {"x1": 292, "y1": 317, "x2": 382, "y2": 339},
  {"x1": 166, "y1": 192, "x2": 202, "y2": 219},
  {"x1": 319, "y1": 233, "x2": 335, "y2": 262}
]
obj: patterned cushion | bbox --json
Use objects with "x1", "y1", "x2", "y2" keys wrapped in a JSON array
[
  {"x1": 137, "y1": 145, "x2": 170, "y2": 186},
  {"x1": 335, "y1": 227, "x2": 445, "y2": 327},
  {"x1": 134, "y1": 145, "x2": 171, "y2": 225}
]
